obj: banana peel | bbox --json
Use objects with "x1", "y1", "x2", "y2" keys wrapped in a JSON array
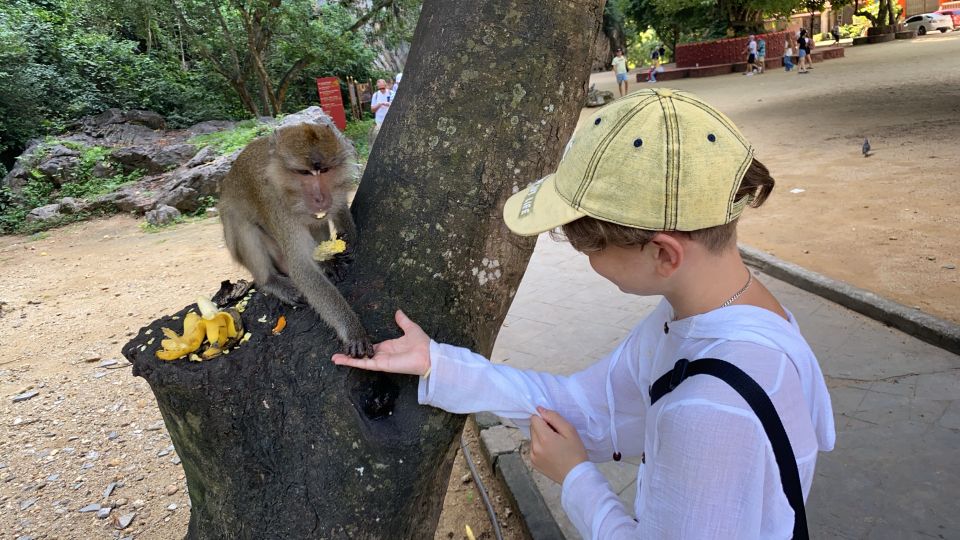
[{"x1": 156, "y1": 297, "x2": 244, "y2": 361}]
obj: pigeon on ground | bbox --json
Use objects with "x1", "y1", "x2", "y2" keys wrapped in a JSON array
[{"x1": 862, "y1": 138, "x2": 871, "y2": 157}]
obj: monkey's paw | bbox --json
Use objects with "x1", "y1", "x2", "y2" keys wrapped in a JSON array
[
  {"x1": 344, "y1": 335, "x2": 374, "y2": 359},
  {"x1": 322, "y1": 251, "x2": 353, "y2": 283}
]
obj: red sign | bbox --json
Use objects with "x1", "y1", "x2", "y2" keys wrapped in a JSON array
[{"x1": 316, "y1": 77, "x2": 347, "y2": 131}]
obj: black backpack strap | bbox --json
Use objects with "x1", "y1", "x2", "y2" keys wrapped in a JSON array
[{"x1": 649, "y1": 358, "x2": 809, "y2": 540}]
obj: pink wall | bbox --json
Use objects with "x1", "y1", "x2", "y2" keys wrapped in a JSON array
[{"x1": 674, "y1": 31, "x2": 790, "y2": 68}]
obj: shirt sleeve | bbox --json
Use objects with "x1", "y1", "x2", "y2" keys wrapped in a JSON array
[
  {"x1": 418, "y1": 338, "x2": 648, "y2": 461},
  {"x1": 562, "y1": 402, "x2": 769, "y2": 539}
]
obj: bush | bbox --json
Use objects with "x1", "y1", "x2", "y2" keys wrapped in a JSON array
[{"x1": 343, "y1": 118, "x2": 376, "y2": 164}]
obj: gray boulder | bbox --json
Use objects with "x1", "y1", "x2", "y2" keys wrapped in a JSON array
[
  {"x1": 277, "y1": 106, "x2": 331, "y2": 128},
  {"x1": 184, "y1": 146, "x2": 219, "y2": 168},
  {"x1": 585, "y1": 84, "x2": 615, "y2": 107},
  {"x1": 92, "y1": 186, "x2": 154, "y2": 214},
  {"x1": 83, "y1": 108, "x2": 166, "y2": 132},
  {"x1": 112, "y1": 143, "x2": 198, "y2": 174},
  {"x1": 157, "y1": 186, "x2": 201, "y2": 214},
  {"x1": 36, "y1": 155, "x2": 81, "y2": 187},
  {"x1": 145, "y1": 205, "x2": 181, "y2": 226},
  {"x1": 58, "y1": 197, "x2": 88, "y2": 215},
  {"x1": 2, "y1": 139, "x2": 45, "y2": 191},
  {"x1": 91, "y1": 161, "x2": 117, "y2": 179},
  {"x1": 185, "y1": 120, "x2": 238, "y2": 136},
  {"x1": 26, "y1": 204, "x2": 62, "y2": 223}
]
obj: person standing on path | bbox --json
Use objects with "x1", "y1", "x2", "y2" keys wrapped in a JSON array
[
  {"x1": 784, "y1": 35, "x2": 795, "y2": 71},
  {"x1": 745, "y1": 35, "x2": 759, "y2": 76},
  {"x1": 757, "y1": 36, "x2": 767, "y2": 74},
  {"x1": 371, "y1": 78, "x2": 394, "y2": 128},
  {"x1": 334, "y1": 88, "x2": 835, "y2": 539},
  {"x1": 797, "y1": 29, "x2": 812, "y2": 73},
  {"x1": 611, "y1": 48, "x2": 629, "y2": 95}
]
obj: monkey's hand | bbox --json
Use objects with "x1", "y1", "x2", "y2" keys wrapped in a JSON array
[
  {"x1": 320, "y1": 251, "x2": 353, "y2": 283},
  {"x1": 344, "y1": 331, "x2": 375, "y2": 359}
]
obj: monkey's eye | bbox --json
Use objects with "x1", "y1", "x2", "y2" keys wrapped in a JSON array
[
  {"x1": 295, "y1": 169, "x2": 312, "y2": 176},
  {"x1": 316, "y1": 167, "x2": 330, "y2": 174}
]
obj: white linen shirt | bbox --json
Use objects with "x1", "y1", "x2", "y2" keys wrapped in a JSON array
[{"x1": 419, "y1": 299, "x2": 835, "y2": 539}]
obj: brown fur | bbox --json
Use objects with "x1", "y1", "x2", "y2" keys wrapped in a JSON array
[{"x1": 218, "y1": 122, "x2": 372, "y2": 358}]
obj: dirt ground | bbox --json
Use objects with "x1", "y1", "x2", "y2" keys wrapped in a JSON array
[{"x1": 1, "y1": 34, "x2": 958, "y2": 539}]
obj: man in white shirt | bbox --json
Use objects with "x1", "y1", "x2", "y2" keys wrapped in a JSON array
[
  {"x1": 370, "y1": 79, "x2": 394, "y2": 127},
  {"x1": 335, "y1": 88, "x2": 835, "y2": 539}
]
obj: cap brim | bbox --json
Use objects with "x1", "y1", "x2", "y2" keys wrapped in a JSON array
[{"x1": 502, "y1": 174, "x2": 587, "y2": 236}]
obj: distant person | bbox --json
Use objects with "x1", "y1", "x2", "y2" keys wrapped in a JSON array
[
  {"x1": 756, "y1": 37, "x2": 767, "y2": 74},
  {"x1": 647, "y1": 46, "x2": 663, "y2": 83},
  {"x1": 831, "y1": 24, "x2": 841, "y2": 45},
  {"x1": 392, "y1": 72, "x2": 403, "y2": 93},
  {"x1": 371, "y1": 78, "x2": 394, "y2": 127},
  {"x1": 797, "y1": 29, "x2": 811, "y2": 73},
  {"x1": 783, "y1": 36, "x2": 795, "y2": 72},
  {"x1": 611, "y1": 48, "x2": 629, "y2": 95},
  {"x1": 745, "y1": 35, "x2": 758, "y2": 76}
]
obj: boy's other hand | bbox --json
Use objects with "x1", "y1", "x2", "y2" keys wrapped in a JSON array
[
  {"x1": 529, "y1": 407, "x2": 588, "y2": 484},
  {"x1": 331, "y1": 309, "x2": 431, "y2": 376}
]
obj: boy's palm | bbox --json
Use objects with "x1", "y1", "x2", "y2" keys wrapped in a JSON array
[{"x1": 332, "y1": 310, "x2": 431, "y2": 376}]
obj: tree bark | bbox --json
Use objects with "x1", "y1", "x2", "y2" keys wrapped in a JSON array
[{"x1": 123, "y1": 0, "x2": 604, "y2": 538}]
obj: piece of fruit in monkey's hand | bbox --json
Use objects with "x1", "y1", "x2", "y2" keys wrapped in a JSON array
[{"x1": 312, "y1": 238, "x2": 347, "y2": 262}]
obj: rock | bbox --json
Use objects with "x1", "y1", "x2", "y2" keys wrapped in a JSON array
[
  {"x1": 90, "y1": 161, "x2": 117, "y2": 179},
  {"x1": 460, "y1": 473, "x2": 472, "y2": 484},
  {"x1": 156, "y1": 187, "x2": 199, "y2": 214},
  {"x1": 78, "y1": 503, "x2": 101, "y2": 513},
  {"x1": 81, "y1": 462, "x2": 94, "y2": 470},
  {"x1": 205, "y1": 207, "x2": 219, "y2": 218},
  {"x1": 108, "y1": 431, "x2": 119, "y2": 440},
  {"x1": 20, "y1": 497, "x2": 37, "y2": 510},
  {"x1": 185, "y1": 119, "x2": 239, "y2": 136},
  {"x1": 98, "y1": 359, "x2": 119, "y2": 368},
  {"x1": 157, "y1": 445, "x2": 174, "y2": 457},
  {"x1": 113, "y1": 497, "x2": 128, "y2": 507},
  {"x1": 81, "y1": 353, "x2": 101, "y2": 363},
  {"x1": 86, "y1": 450, "x2": 100, "y2": 460},
  {"x1": 97, "y1": 507, "x2": 112, "y2": 519},
  {"x1": 46, "y1": 474, "x2": 59, "y2": 482},
  {"x1": 585, "y1": 84, "x2": 615, "y2": 107},
  {"x1": 36, "y1": 155, "x2": 81, "y2": 187},
  {"x1": 116, "y1": 512, "x2": 135, "y2": 529},
  {"x1": 944, "y1": 264, "x2": 957, "y2": 270},
  {"x1": 58, "y1": 197, "x2": 88, "y2": 215},
  {"x1": 2, "y1": 139, "x2": 44, "y2": 192},
  {"x1": 277, "y1": 106, "x2": 330, "y2": 127},
  {"x1": 12, "y1": 390, "x2": 39, "y2": 403},
  {"x1": 131, "y1": 499, "x2": 145, "y2": 508},
  {"x1": 146, "y1": 420, "x2": 165, "y2": 431},
  {"x1": 103, "y1": 482, "x2": 117, "y2": 498},
  {"x1": 25, "y1": 204, "x2": 62, "y2": 224},
  {"x1": 154, "y1": 143, "x2": 199, "y2": 170},
  {"x1": 83, "y1": 108, "x2": 166, "y2": 131},
  {"x1": 164, "y1": 483, "x2": 179, "y2": 496},
  {"x1": 145, "y1": 205, "x2": 181, "y2": 226},
  {"x1": 184, "y1": 145, "x2": 219, "y2": 168},
  {"x1": 171, "y1": 455, "x2": 181, "y2": 465},
  {"x1": 167, "y1": 503, "x2": 177, "y2": 511}
]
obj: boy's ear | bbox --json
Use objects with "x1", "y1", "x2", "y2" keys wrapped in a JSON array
[{"x1": 649, "y1": 233, "x2": 683, "y2": 278}]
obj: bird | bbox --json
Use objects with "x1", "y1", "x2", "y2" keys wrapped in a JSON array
[{"x1": 862, "y1": 138, "x2": 871, "y2": 158}]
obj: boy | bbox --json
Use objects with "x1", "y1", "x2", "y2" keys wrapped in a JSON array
[
  {"x1": 745, "y1": 35, "x2": 759, "y2": 75},
  {"x1": 757, "y1": 36, "x2": 767, "y2": 73},
  {"x1": 612, "y1": 49, "x2": 629, "y2": 96},
  {"x1": 334, "y1": 89, "x2": 835, "y2": 538}
]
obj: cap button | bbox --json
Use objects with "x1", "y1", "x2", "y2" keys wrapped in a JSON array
[{"x1": 656, "y1": 89, "x2": 673, "y2": 97}]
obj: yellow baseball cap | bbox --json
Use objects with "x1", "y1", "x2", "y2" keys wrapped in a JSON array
[{"x1": 503, "y1": 88, "x2": 755, "y2": 236}]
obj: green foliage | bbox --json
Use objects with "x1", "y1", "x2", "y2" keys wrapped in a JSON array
[
  {"x1": 189, "y1": 121, "x2": 275, "y2": 155},
  {"x1": 343, "y1": 118, "x2": 376, "y2": 164}
]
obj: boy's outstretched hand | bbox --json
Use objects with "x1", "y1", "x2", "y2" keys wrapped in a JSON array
[
  {"x1": 530, "y1": 407, "x2": 588, "y2": 484},
  {"x1": 331, "y1": 309, "x2": 431, "y2": 376}
]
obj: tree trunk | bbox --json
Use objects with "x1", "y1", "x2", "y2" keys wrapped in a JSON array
[{"x1": 122, "y1": 1, "x2": 603, "y2": 538}]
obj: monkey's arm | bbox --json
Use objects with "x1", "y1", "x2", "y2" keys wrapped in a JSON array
[
  {"x1": 332, "y1": 203, "x2": 358, "y2": 247},
  {"x1": 280, "y1": 224, "x2": 373, "y2": 358}
]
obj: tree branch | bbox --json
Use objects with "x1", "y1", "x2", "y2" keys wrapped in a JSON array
[{"x1": 347, "y1": 0, "x2": 395, "y2": 32}]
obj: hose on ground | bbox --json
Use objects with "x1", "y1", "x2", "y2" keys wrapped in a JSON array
[{"x1": 460, "y1": 432, "x2": 505, "y2": 540}]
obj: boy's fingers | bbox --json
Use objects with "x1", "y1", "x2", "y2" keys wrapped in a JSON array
[
  {"x1": 537, "y1": 407, "x2": 573, "y2": 437},
  {"x1": 529, "y1": 415, "x2": 549, "y2": 445},
  {"x1": 332, "y1": 355, "x2": 384, "y2": 372}
]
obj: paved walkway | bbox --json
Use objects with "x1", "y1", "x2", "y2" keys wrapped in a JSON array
[{"x1": 490, "y1": 235, "x2": 960, "y2": 539}]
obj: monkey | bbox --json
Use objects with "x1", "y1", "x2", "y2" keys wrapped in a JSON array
[{"x1": 218, "y1": 121, "x2": 373, "y2": 358}]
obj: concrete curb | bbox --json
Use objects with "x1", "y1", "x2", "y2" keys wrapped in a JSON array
[
  {"x1": 474, "y1": 412, "x2": 566, "y2": 540},
  {"x1": 740, "y1": 245, "x2": 960, "y2": 356}
]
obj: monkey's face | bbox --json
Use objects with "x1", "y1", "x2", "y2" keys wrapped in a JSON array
[{"x1": 271, "y1": 123, "x2": 350, "y2": 214}]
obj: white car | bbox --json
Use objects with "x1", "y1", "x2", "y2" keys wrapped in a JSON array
[{"x1": 903, "y1": 13, "x2": 954, "y2": 35}]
